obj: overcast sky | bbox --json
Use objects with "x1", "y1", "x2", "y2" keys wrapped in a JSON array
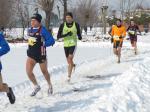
[
  {"x1": 109, "y1": 0, "x2": 150, "y2": 10},
  {"x1": 28, "y1": 0, "x2": 150, "y2": 19},
  {"x1": 52, "y1": 0, "x2": 150, "y2": 15}
]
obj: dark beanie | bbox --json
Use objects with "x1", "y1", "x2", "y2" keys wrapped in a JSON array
[
  {"x1": 116, "y1": 18, "x2": 122, "y2": 23},
  {"x1": 66, "y1": 12, "x2": 73, "y2": 18},
  {"x1": 0, "y1": 26, "x2": 4, "y2": 31},
  {"x1": 31, "y1": 13, "x2": 42, "y2": 23}
]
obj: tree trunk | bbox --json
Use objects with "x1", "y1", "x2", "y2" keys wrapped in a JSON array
[
  {"x1": 63, "y1": 0, "x2": 68, "y2": 21},
  {"x1": 45, "y1": 12, "x2": 51, "y2": 29}
]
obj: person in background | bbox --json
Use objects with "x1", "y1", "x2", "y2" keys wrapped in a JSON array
[
  {"x1": 0, "y1": 28, "x2": 16, "y2": 104},
  {"x1": 57, "y1": 12, "x2": 82, "y2": 82},
  {"x1": 127, "y1": 20, "x2": 141, "y2": 55},
  {"x1": 111, "y1": 19, "x2": 126, "y2": 63}
]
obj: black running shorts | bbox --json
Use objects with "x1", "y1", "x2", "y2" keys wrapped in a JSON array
[
  {"x1": 113, "y1": 41, "x2": 123, "y2": 49},
  {"x1": 64, "y1": 46, "x2": 76, "y2": 58},
  {"x1": 27, "y1": 50, "x2": 46, "y2": 63}
]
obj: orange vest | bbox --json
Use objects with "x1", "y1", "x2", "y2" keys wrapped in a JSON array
[{"x1": 111, "y1": 25, "x2": 126, "y2": 41}]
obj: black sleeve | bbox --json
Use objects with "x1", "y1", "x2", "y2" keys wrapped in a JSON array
[
  {"x1": 75, "y1": 22, "x2": 82, "y2": 40},
  {"x1": 127, "y1": 26, "x2": 130, "y2": 31},
  {"x1": 136, "y1": 25, "x2": 141, "y2": 33},
  {"x1": 108, "y1": 27, "x2": 112, "y2": 35},
  {"x1": 57, "y1": 23, "x2": 64, "y2": 40}
]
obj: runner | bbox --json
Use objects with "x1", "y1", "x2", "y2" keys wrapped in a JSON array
[
  {"x1": 111, "y1": 19, "x2": 126, "y2": 63},
  {"x1": 127, "y1": 20, "x2": 141, "y2": 55},
  {"x1": 0, "y1": 28, "x2": 15, "y2": 104},
  {"x1": 26, "y1": 13, "x2": 55, "y2": 96},
  {"x1": 0, "y1": 27, "x2": 4, "y2": 35},
  {"x1": 57, "y1": 12, "x2": 82, "y2": 82}
]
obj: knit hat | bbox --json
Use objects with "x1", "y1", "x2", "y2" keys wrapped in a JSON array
[{"x1": 31, "y1": 13, "x2": 42, "y2": 23}]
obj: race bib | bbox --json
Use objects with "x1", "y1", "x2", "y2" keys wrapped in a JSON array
[
  {"x1": 129, "y1": 30, "x2": 135, "y2": 35},
  {"x1": 28, "y1": 37, "x2": 37, "y2": 46},
  {"x1": 70, "y1": 39, "x2": 75, "y2": 44},
  {"x1": 113, "y1": 35, "x2": 120, "y2": 40}
]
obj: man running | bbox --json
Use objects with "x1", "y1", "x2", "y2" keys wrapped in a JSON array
[
  {"x1": 0, "y1": 28, "x2": 15, "y2": 104},
  {"x1": 111, "y1": 19, "x2": 126, "y2": 63},
  {"x1": 57, "y1": 12, "x2": 82, "y2": 82},
  {"x1": 26, "y1": 13, "x2": 55, "y2": 96},
  {"x1": 127, "y1": 20, "x2": 141, "y2": 55}
]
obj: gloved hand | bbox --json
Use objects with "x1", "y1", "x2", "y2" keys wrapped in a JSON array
[
  {"x1": 111, "y1": 38, "x2": 113, "y2": 43},
  {"x1": 61, "y1": 31, "x2": 73, "y2": 38},
  {"x1": 78, "y1": 36, "x2": 82, "y2": 40},
  {"x1": 119, "y1": 36, "x2": 123, "y2": 39},
  {"x1": 66, "y1": 31, "x2": 73, "y2": 36}
]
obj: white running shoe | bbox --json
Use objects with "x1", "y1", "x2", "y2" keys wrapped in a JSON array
[
  {"x1": 30, "y1": 85, "x2": 41, "y2": 97},
  {"x1": 67, "y1": 77, "x2": 71, "y2": 83},
  {"x1": 48, "y1": 86, "x2": 53, "y2": 95}
]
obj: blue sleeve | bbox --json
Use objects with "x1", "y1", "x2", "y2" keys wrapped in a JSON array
[
  {"x1": 0, "y1": 34, "x2": 10, "y2": 56},
  {"x1": 41, "y1": 27, "x2": 55, "y2": 47}
]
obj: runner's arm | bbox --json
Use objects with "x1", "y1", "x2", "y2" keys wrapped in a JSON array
[
  {"x1": 108, "y1": 27, "x2": 113, "y2": 43},
  {"x1": 0, "y1": 34, "x2": 10, "y2": 56},
  {"x1": 122, "y1": 26, "x2": 126, "y2": 38},
  {"x1": 57, "y1": 23, "x2": 73, "y2": 40},
  {"x1": 111, "y1": 26, "x2": 114, "y2": 37},
  {"x1": 41, "y1": 27, "x2": 55, "y2": 47},
  {"x1": 108, "y1": 27, "x2": 112, "y2": 36},
  {"x1": 126, "y1": 26, "x2": 130, "y2": 32},
  {"x1": 75, "y1": 23, "x2": 82, "y2": 40},
  {"x1": 136, "y1": 25, "x2": 141, "y2": 35}
]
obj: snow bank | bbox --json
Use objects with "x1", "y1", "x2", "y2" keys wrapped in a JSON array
[{"x1": 97, "y1": 57, "x2": 150, "y2": 112}]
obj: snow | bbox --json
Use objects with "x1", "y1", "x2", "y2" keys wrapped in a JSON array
[
  {"x1": 0, "y1": 33, "x2": 150, "y2": 112},
  {"x1": 2, "y1": 43, "x2": 110, "y2": 86},
  {"x1": 5, "y1": 27, "x2": 110, "y2": 40}
]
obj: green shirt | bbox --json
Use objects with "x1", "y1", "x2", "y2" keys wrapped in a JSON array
[{"x1": 63, "y1": 22, "x2": 77, "y2": 47}]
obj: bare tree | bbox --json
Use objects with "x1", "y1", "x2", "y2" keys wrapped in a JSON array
[
  {"x1": 38, "y1": 0, "x2": 54, "y2": 29},
  {"x1": 0, "y1": 0, "x2": 15, "y2": 27},
  {"x1": 72, "y1": 0, "x2": 100, "y2": 28},
  {"x1": 119, "y1": 0, "x2": 144, "y2": 19},
  {"x1": 15, "y1": 0, "x2": 30, "y2": 38},
  {"x1": 59, "y1": 0, "x2": 68, "y2": 21}
]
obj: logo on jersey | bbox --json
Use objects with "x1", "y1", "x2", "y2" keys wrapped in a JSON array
[{"x1": 28, "y1": 37, "x2": 37, "y2": 46}]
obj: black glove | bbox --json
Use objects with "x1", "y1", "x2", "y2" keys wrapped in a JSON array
[
  {"x1": 126, "y1": 38, "x2": 130, "y2": 40},
  {"x1": 66, "y1": 31, "x2": 73, "y2": 36},
  {"x1": 61, "y1": 31, "x2": 73, "y2": 37},
  {"x1": 111, "y1": 38, "x2": 113, "y2": 43},
  {"x1": 119, "y1": 36, "x2": 123, "y2": 39},
  {"x1": 78, "y1": 36, "x2": 82, "y2": 40}
]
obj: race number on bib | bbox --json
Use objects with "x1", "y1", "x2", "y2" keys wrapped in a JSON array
[
  {"x1": 70, "y1": 39, "x2": 75, "y2": 44},
  {"x1": 113, "y1": 36, "x2": 120, "y2": 40},
  {"x1": 28, "y1": 37, "x2": 37, "y2": 46},
  {"x1": 129, "y1": 30, "x2": 135, "y2": 35}
]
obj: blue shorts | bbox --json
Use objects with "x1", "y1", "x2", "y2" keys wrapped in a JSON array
[{"x1": 0, "y1": 62, "x2": 2, "y2": 72}]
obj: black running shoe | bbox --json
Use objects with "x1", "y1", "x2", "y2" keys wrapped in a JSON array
[
  {"x1": 7, "y1": 87, "x2": 16, "y2": 104},
  {"x1": 117, "y1": 59, "x2": 121, "y2": 64},
  {"x1": 73, "y1": 64, "x2": 76, "y2": 72}
]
